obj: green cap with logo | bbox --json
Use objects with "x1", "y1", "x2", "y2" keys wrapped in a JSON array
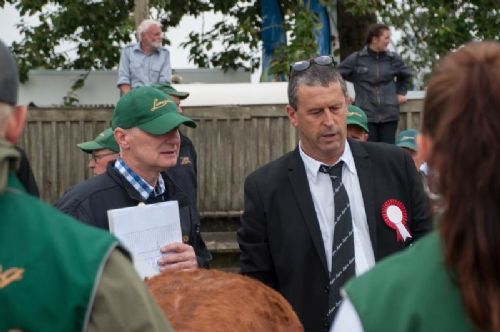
[
  {"x1": 396, "y1": 129, "x2": 419, "y2": 151},
  {"x1": 152, "y1": 83, "x2": 189, "y2": 99},
  {"x1": 77, "y1": 128, "x2": 119, "y2": 153},
  {"x1": 347, "y1": 105, "x2": 369, "y2": 133},
  {"x1": 112, "y1": 86, "x2": 196, "y2": 135}
]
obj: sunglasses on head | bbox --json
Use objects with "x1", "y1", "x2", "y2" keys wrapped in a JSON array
[{"x1": 290, "y1": 55, "x2": 337, "y2": 73}]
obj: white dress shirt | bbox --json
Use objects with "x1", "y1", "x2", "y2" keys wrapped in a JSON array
[
  {"x1": 299, "y1": 141, "x2": 375, "y2": 275},
  {"x1": 330, "y1": 298, "x2": 364, "y2": 332}
]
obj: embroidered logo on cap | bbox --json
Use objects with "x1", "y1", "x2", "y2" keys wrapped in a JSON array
[
  {"x1": 151, "y1": 98, "x2": 174, "y2": 112},
  {"x1": 347, "y1": 112, "x2": 362, "y2": 118},
  {"x1": 0, "y1": 265, "x2": 25, "y2": 289}
]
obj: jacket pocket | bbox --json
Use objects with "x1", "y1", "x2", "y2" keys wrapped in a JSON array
[{"x1": 151, "y1": 63, "x2": 162, "y2": 79}]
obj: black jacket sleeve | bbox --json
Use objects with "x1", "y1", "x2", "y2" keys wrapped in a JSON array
[
  {"x1": 15, "y1": 146, "x2": 40, "y2": 197},
  {"x1": 337, "y1": 52, "x2": 359, "y2": 82},
  {"x1": 237, "y1": 173, "x2": 278, "y2": 288},
  {"x1": 393, "y1": 54, "x2": 412, "y2": 95}
]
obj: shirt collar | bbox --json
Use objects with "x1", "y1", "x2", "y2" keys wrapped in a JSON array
[
  {"x1": 114, "y1": 158, "x2": 165, "y2": 201},
  {"x1": 133, "y1": 42, "x2": 160, "y2": 55},
  {"x1": 299, "y1": 140, "x2": 357, "y2": 182},
  {"x1": 132, "y1": 43, "x2": 142, "y2": 52}
]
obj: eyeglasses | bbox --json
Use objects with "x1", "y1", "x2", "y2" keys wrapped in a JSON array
[
  {"x1": 290, "y1": 55, "x2": 337, "y2": 73},
  {"x1": 91, "y1": 151, "x2": 118, "y2": 163}
]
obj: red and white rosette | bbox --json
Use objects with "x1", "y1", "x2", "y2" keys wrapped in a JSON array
[{"x1": 381, "y1": 199, "x2": 412, "y2": 242}]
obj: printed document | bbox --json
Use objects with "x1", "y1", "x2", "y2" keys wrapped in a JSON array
[{"x1": 108, "y1": 201, "x2": 182, "y2": 278}]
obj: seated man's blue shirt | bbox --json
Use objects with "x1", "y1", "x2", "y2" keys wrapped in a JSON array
[{"x1": 117, "y1": 43, "x2": 171, "y2": 88}]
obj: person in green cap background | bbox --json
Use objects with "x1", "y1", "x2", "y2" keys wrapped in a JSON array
[
  {"x1": 346, "y1": 105, "x2": 369, "y2": 142},
  {"x1": 78, "y1": 127, "x2": 119, "y2": 176},
  {"x1": 153, "y1": 83, "x2": 199, "y2": 210},
  {"x1": 0, "y1": 40, "x2": 172, "y2": 331},
  {"x1": 153, "y1": 82, "x2": 189, "y2": 113},
  {"x1": 396, "y1": 128, "x2": 437, "y2": 213},
  {"x1": 396, "y1": 128, "x2": 422, "y2": 169},
  {"x1": 55, "y1": 86, "x2": 211, "y2": 270}
]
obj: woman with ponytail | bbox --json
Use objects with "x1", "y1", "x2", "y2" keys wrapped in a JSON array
[{"x1": 332, "y1": 41, "x2": 500, "y2": 332}]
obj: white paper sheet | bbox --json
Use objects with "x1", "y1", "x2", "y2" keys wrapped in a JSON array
[{"x1": 107, "y1": 201, "x2": 182, "y2": 278}]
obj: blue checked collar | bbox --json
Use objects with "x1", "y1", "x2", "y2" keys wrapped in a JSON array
[{"x1": 114, "y1": 158, "x2": 165, "y2": 201}]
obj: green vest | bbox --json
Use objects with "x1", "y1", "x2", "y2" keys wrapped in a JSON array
[
  {"x1": 0, "y1": 173, "x2": 118, "y2": 331},
  {"x1": 345, "y1": 232, "x2": 479, "y2": 332}
]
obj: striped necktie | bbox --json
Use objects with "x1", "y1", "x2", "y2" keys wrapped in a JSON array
[{"x1": 319, "y1": 161, "x2": 355, "y2": 325}]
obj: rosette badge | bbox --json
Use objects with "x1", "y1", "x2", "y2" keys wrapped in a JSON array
[{"x1": 381, "y1": 199, "x2": 412, "y2": 242}]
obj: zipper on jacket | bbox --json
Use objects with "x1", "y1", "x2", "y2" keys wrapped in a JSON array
[
  {"x1": 376, "y1": 53, "x2": 381, "y2": 107},
  {"x1": 376, "y1": 53, "x2": 382, "y2": 121}
]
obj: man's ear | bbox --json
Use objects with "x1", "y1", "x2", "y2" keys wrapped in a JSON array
[
  {"x1": 114, "y1": 127, "x2": 129, "y2": 150},
  {"x1": 416, "y1": 133, "x2": 432, "y2": 163},
  {"x1": 5, "y1": 105, "x2": 27, "y2": 144},
  {"x1": 286, "y1": 105, "x2": 299, "y2": 128}
]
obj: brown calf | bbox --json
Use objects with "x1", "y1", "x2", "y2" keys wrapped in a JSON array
[{"x1": 146, "y1": 269, "x2": 303, "y2": 331}]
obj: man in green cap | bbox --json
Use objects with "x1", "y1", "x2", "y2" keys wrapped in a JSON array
[
  {"x1": 153, "y1": 83, "x2": 198, "y2": 209},
  {"x1": 396, "y1": 129, "x2": 422, "y2": 169},
  {"x1": 346, "y1": 105, "x2": 369, "y2": 142},
  {"x1": 78, "y1": 128, "x2": 119, "y2": 175},
  {"x1": 0, "y1": 40, "x2": 171, "y2": 331},
  {"x1": 153, "y1": 82, "x2": 189, "y2": 112},
  {"x1": 55, "y1": 86, "x2": 211, "y2": 270}
]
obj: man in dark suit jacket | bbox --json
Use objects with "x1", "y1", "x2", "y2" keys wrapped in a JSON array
[{"x1": 237, "y1": 57, "x2": 431, "y2": 332}]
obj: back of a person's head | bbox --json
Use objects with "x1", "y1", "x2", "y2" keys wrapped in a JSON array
[
  {"x1": 146, "y1": 269, "x2": 303, "y2": 332},
  {"x1": 422, "y1": 41, "x2": 500, "y2": 331},
  {"x1": 0, "y1": 40, "x2": 19, "y2": 135}
]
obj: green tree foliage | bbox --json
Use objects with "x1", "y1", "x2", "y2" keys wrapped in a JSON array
[
  {"x1": 2, "y1": 0, "x2": 498, "y2": 90},
  {"x1": 267, "y1": 3, "x2": 322, "y2": 77},
  {"x1": 1, "y1": 0, "x2": 134, "y2": 82},
  {"x1": 176, "y1": 0, "x2": 261, "y2": 72}
]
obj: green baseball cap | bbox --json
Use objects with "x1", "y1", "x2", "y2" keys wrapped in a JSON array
[
  {"x1": 152, "y1": 83, "x2": 189, "y2": 99},
  {"x1": 112, "y1": 86, "x2": 196, "y2": 135},
  {"x1": 347, "y1": 105, "x2": 369, "y2": 133},
  {"x1": 396, "y1": 129, "x2": 419, "y2": 151},
  {"x1": 77, "y1": 128, "x2": 120, "y2": 153}
]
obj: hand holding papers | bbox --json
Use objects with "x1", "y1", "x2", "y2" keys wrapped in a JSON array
[
  {"x1": 108, "y1": 201, "x2": 182, "y2": 279},
  {"x1": 157, "y1": 242, "x2": 198, "y2": 272}
]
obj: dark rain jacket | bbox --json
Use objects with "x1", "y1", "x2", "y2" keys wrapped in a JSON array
[
  {"x1": 54, "y1": 163, "x2": 212, "y2": 268},
  {"x1": 338, "y1": 46, "x2": 411, "y2": 123}
]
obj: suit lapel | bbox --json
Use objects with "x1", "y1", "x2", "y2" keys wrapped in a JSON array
[
  {"x1": 349, "y1": 140, "x2": 378, "y2": 257},
  {"x1": 287, "y1": 148, "x2": 329, "y2": 273}
]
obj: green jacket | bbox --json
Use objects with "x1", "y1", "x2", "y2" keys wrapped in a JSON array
[
  {"x1": 345, "y1": 232, "x2": 478, "y2": 332},
  {"x1": 0, "y1": 173, "x2": 118, "y2": 331}
]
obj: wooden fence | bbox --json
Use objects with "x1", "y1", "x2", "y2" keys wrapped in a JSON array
[{"x1": 19, "y1": 99, "x2": 423, "y2": 217}]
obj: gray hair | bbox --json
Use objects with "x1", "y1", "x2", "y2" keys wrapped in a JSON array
[
  {"x1": 0, "y1": 102, "x2": 13, "y2": 136},
  {"x1": 287, "y1": 64, "x2": 347, "y2": 110},
  {"x1": 137, "y1": 19, "x2": 162, "y2": 42}
]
